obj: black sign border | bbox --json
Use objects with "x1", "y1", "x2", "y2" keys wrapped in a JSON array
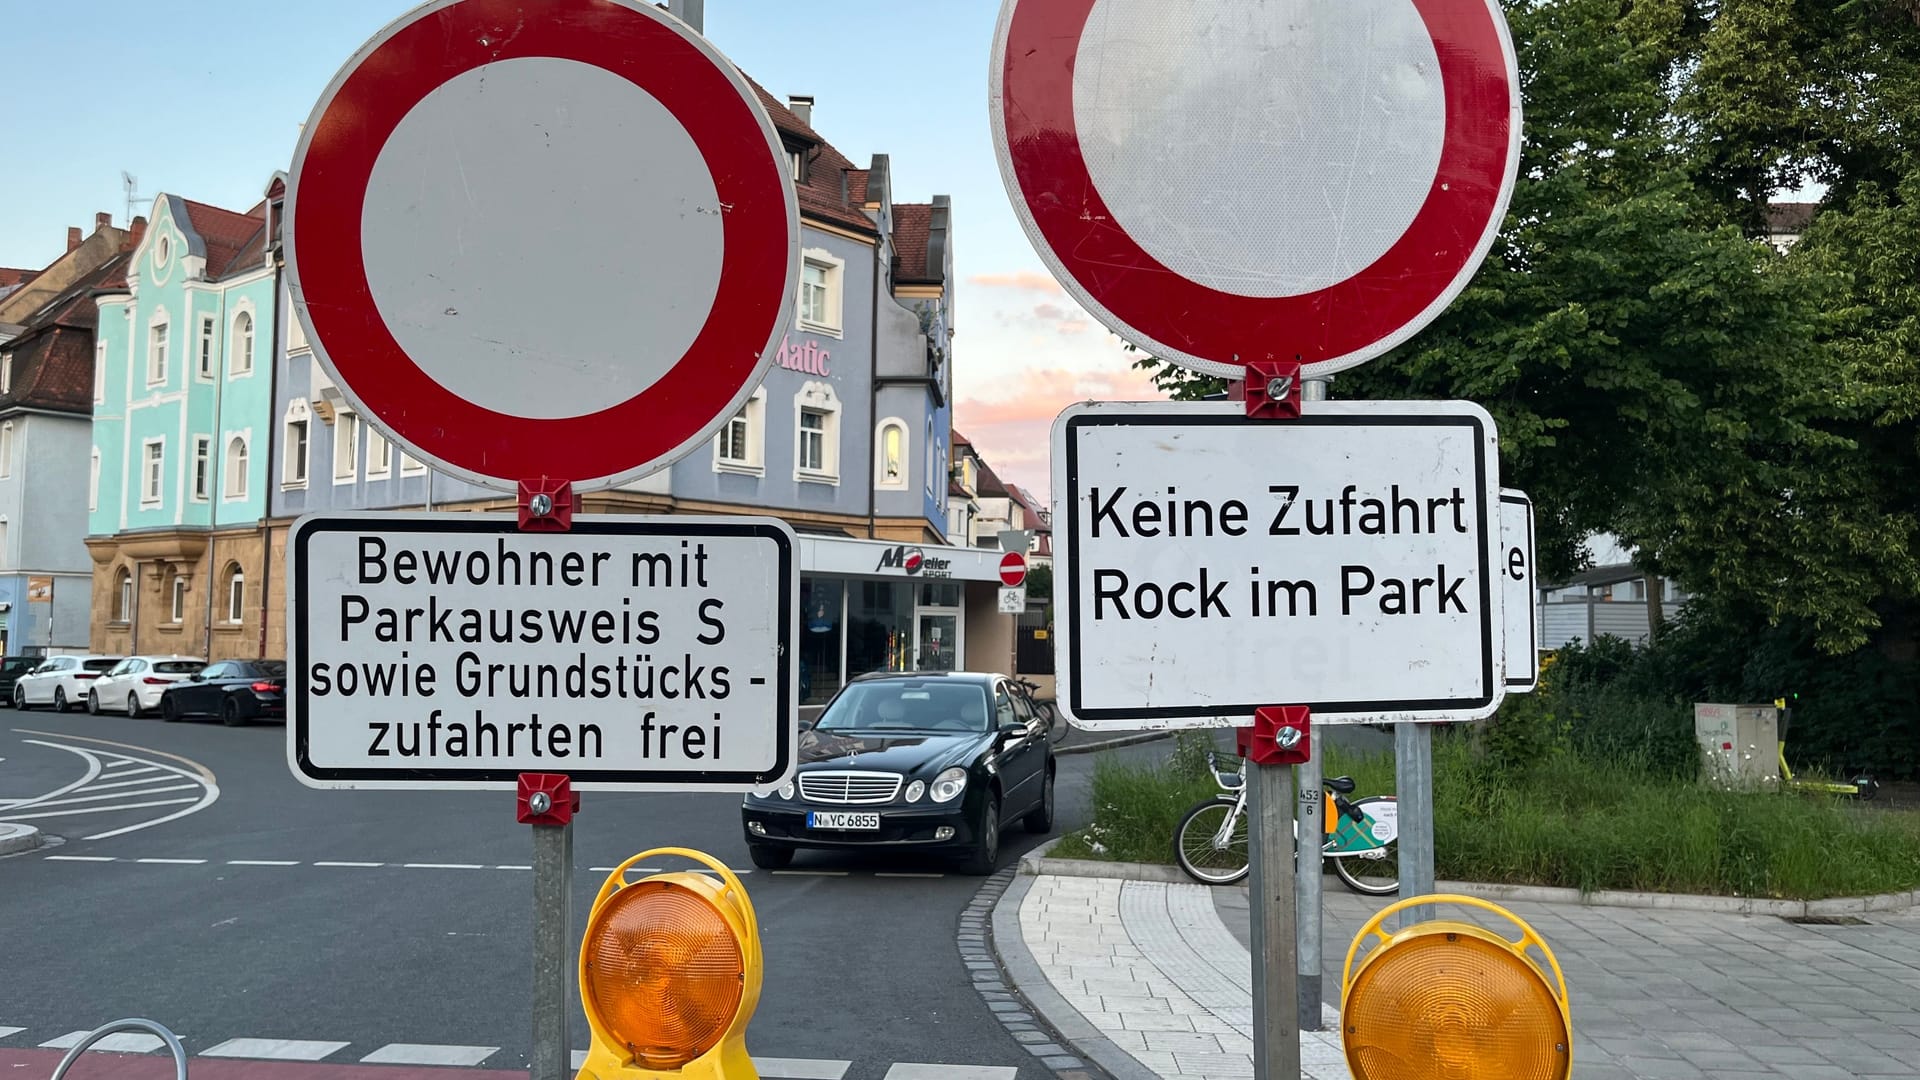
[
  {"x1": 1064, "y1": 411, "x2": 1497, "y2": 722},
  {"x1": 290, "y1": 515, "x2": 794, "y2": 789},
  {"x1": 1500, "y1": 491, "x2": 1539, "y2": 691}
]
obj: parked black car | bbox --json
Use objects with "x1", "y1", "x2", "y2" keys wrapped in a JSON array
[
  {"x1": 741, "y1": 671, "x2": 1055, "y2": 875},
  {"x1": 0, "y1": 656, "x2": 39, "y2": 706},
  {"x1": 159, "y1": 659, "x2": 287, "y2": 726}
]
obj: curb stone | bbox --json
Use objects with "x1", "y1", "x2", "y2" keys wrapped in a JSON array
[
  {"x1": 962, "y1": 863, "x2": 1117, "y2": 1080},
  {"x1": 1054, "y1": 731, "x2": 1170, "y2": 757},
  {"x1": 0, "y1": 824, "x2": 43, "y2": 857},
  {"x1": 1016, "y1": 850, "x2": 1920, "y2": 917}
]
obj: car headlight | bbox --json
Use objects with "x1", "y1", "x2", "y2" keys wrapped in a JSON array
[
  {"x1": 930, "y1": 767, "x2": 967, "y2": 803},
  {"x1": 779, "y1": 780, "x2": 796, "y2": 800},
  {"x1": 904, "y1": 780, "x2": 926, "y2": 803}
]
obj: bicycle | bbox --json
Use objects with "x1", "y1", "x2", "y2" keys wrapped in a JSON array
[
  {"x1": 1013, "y1": 675, "x2": 1071, "y2": 749},
  {"x1": 1173, "y1": 751, "x2": 1399, "y2": 894}
]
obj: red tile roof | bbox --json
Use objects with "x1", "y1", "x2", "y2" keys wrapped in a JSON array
[
  {"x1": 1767, "y1": 201, "x2": 1819, "y2": 234},
  {"x1": 181, "y1": 197, "x2": 266, "y2": 279},
  {"x1": 893, "y1": 203, "x2": 936, "y2": 285},
  {"x1": 746, "y1": 79, "x2": 877, "y2": 236},
  {"x1": 0, "y1": 252, "x2": 128, "y2": 415},
  {"x1": 848, "y1": 169, "x2": 870, "y2": 207},
  {"x1": 0, "y1": 268, "x2": 39, "y2": 288}
]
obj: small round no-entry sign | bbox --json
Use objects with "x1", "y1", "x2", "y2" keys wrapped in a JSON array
[
  {"x1": 999, "y1": 551, "x2": 1028, "y2": 587},
  {"x1": 989, "y1": 0, "x2": 1521, "y2": 380},
  {"x1": 287, "y1": 0, "x2": 798, "y2": 491}
]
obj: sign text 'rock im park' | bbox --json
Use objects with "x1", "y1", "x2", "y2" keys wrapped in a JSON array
[
  {"x1": 287, "y1": 515, "x2": 796, "y2": 792},
  {"x1": 1050, "y1": 401, "x2": 1505, "y2": 729}
]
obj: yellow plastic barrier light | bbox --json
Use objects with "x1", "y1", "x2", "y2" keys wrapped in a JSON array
[
  {"x1": 1341, "y1": 894, "x2": 1572, "y2": 1080},
  {"x1": 578, "y1": 848, "x2": 763, "y2": 1080}
]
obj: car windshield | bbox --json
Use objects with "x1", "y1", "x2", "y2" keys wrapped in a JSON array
[
  {"x1": 814, "y1": 681, "x2": 993, "y2": 733},
  {"x1": 152, "y1": 661, "x2": 202, "y2": 674},
  {"x1": 246, "y1": 661, "x2": 288, "y2": 677},
  {"x1": 1, "y1": 659, "x2": 35, "y2": 674},
  {"x1": 82, "y1": 659, "x2": 120, "y2": 672}
]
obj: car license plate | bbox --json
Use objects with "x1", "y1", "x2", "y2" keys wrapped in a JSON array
[{"x1": 807, "y1": 811, "x2": 880, "y2": 831}]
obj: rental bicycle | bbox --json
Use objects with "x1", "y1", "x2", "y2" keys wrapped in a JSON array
[{"x1": 1174, "y1": 751, "x2": 1399, "y2": 894}]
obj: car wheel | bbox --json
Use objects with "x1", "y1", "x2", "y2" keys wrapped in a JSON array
[
  {"x1": 747, "y1": 845, "x2": 794, "y2": 870},
  {"x1": 128, "y1": 693, "x2": 146, "y2": 719},
  {"x1": 162, "y1": 695, "x2": 182, "y2": 723},
  {"x1": 1023, "y1": 765, "x2": 1056, "y2": 834},
  {"x1": 221, "y1": 697, "x2": 248, "y2": 727},
  {"x1": 960, "y1": 793, "x2": 1002, "y2": 876},
  {"x1": 12, "y1": 686, "x2": 27, "y2": 710},
  {"x1": 87, "y1": 691, "x2": 101, "y2": 716},
  {"x1": 53, "y1": 687, "x2": 68, "y2": 712}
]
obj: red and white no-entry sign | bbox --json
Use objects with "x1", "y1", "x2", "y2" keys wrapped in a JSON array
[
  {"x1": 989, "y1": 0, "x2": 1521, "y2": 380},
  {"x1": 999, "y1": 551, "x2": 1028, "y2": 587},
  {"x1": 286, "y1": 0, "x2": 798, "y2": 491}
]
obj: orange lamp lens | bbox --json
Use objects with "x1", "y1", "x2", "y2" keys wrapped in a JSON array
[
  {"x1": 1345, "y1": 932, "x2": 1568, "y2": 1080},
  {"x1": 583, "y1": 880, "x2": 746, "y2": 1070}
]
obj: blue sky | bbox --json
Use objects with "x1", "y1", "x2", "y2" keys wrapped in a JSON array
[{"x1": 0, "y1": 0, "x2": 1155, "y2": 499}]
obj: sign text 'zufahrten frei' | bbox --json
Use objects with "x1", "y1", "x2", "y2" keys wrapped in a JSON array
[{"x1": 287, "y1": 514, "x2": 796, "y2": 792}]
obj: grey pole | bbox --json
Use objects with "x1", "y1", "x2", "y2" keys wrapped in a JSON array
[
  {"x1": 1249, "y1": 760, "x2": 1301, "y2": 1080},
  {"x1": 530, "y1": 818, "x2": 574, "y2": 1080},
  {"x1": 1295, "y1": 376, "x2": 1329, "y2": 1033},
  {"x1": 1395, "y1": 721, "x2": 1436, "y2": 927}
]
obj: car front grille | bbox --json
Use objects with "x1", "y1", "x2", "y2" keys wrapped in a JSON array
[{"x1": 798, "y1": 771, "x2": 904, "y2": 805}]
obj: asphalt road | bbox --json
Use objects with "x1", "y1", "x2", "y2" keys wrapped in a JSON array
[{"x1": 0, "y1": 707, "x2": 1177, "y2": 1078}]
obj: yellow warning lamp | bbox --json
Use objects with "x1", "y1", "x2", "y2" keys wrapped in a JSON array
[
  {"x1": 1341, "y1": 894, "x2": 1572, "y2": 1080},
  {"x1": 577, "y1": 848, "x2": 763, "y2": 1080}
]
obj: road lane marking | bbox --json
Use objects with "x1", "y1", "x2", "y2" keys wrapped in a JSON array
[
  {"x1": 402, "y1": 863, "x2": 486, "y2": 869},
  {"x1": 0, "y1": 743, "x2": 104, "y2": 810},
  {"x1": 771, "y1": 869, "x2": 849, "y2": 876},
  {"x1": 0, "y1": 1027, "x2": 24, "y2": 1039},
  {"x1": 1, "y1": 797, "x2": 198, "y2": 820},
  {"x1": 200, "y1": 1038, "x2": 350, "y2": 1061},
  {"x1": 40, "y1": 1031, "x2": 164, "y2": 1053},
  {"x1": 23, "y1": 783, "x2": 200, "y2": 809},
  {"x1": 756, "y1": 1057, "x2": 854, "y2": 1079},
  {"x1": 313, "y1": 861, "x2": 383, "y2": 868},
  {"x1": 495, "y1": 864, "x2": 532, "y2": 870},
  {"x1": 43, "y1": 855, "x2": 114, "y2": 862},
  {"x1": 76, "y1": 771, "x2": 171, "y2": 790},
  {"x1": 884, "y1": 1067, "x2": 1018, "y2": 1080},
  {"x1": 15, "y1": 729, "x2": 217, "y2": 783},
  {"x1": 8, "y1": 731, "x2": 221, "y2": 841},
  {"x1": 359, "y1": 1043, "x2": 499, "y2": 1066},
  {"x1": 228, "y1": 860, "x2": 299, "y2": 866},
  {"x1": 876, "y1": 872, "x2": 946, "y2": 878},
  {"x1": 135, "y1": 858, "x2": 207, "y2": 865}
]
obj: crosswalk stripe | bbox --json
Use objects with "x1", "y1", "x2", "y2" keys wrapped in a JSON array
[
  {"x1": 757, "y1": 1056, "x2": 854, "y2": 1079},
  {"x1": 360, "y1": 1043, "x2": 499, "y2": 1066},
  {"x1": 883, "y1": 1066, "x2": 1018, "y2": 1080},
  {"x1": 200, "y1": 1038, "x2": 350, "y2": 1060},
  {"x1": 39, "y1": 1031, "x2": 164, "y2": 1053},
  {"x1": 43, "y1": 855, "x2": 115, "y2": 862}
]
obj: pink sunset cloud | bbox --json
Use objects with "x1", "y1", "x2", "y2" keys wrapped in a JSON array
[
  {"x1": 956, "y1": 365, "x2": 1167, "y2": 500},
  {"x1": 969, "y1": 269, "x2": 1065, "y2": 294}
]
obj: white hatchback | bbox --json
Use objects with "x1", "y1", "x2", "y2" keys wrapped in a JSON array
[
  {"x1": 11, "y1": 655, "x2": 124, "y2": 712},
  {"x1": 88, "y1": 655, "x2": 208, "y2": 718}
]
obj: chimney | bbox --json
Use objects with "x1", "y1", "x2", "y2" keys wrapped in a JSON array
[
  {"x1": 127, "y1": 216, "x2": 148, "y2": 251},
  {"x1": 788, "y1": 95, "x2": 814, "y2": 128},
  {"x1": 665, "y1": 0, "x2": 702, "y2": 32},
  {"x1": 67, "y1": 227, "x2": 82, "y2": 253},
  {"x1": 95, "y1": 212, "x2": 112, "y2": 233}
]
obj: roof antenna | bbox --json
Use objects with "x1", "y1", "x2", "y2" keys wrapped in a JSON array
[{"x1": 121, "y1": 171, "x2": 151, "y2": 226}]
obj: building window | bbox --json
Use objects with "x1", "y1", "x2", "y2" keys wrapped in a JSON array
[
  {"x1": 230, "y1": 312, "x2": 254, "y2": 375},
  {"x1": 94, "y1": 344, "x2": 106, "y2": 403},
  {"x1": 225, "y1": 564, "x2": 246, "y2": 624},
  {"x1": 875, "y1": 418, "x2": 908, "y2": 490},
  {"x1": 224, "y1": 436, "x2": 248, "y2": 499},
  {"x1": 335, "y1": 412, "x2": 359, "y2": 480},
  {"x1": 367, "y1": 428, "x2": 392, "y2": 478},
  {"x1": 721, "y1": 411, "x2": 751, "y2": 463},
  {"x1": 284, "y1": 400, "x2": 310, "y2": 487},
  {"x1": 400, "y1": 452, "x2": 426, "y2": 475},
  {"x1": 794, "y1": 381, "x2": 840, "y2": 483},
  {"x1": 168, "y1": 570, "x2": 186, "y2": 623},
  {"x1": 113, "y1": 567, "x2": 132, "y2": 622},
  {"x1": 0, "y1": 422, "x2": 12, "y2": 478},
  {"x1": 155, "y1": 235, "x2": 171, "y2": 267},
  {"x1": 1, "y1": 352, "x2": 11, "y2": 395},
  {"x1": 88, "y1": 448, "x2": 100, "y2": 511},
  {"x1": 798, "y1": 249, "x2": 843, "y2": 335},
  {"x1": 142, "y1": 439, "x2": 164, "y2": 503},
  {"x1": 198, "y1": 315, "x2": 216, "y2": 378},
  {"x1": 192, "y1": 436, "x2": 210, "y2": 500},
  {"x1": 148, "y1": 319, "x2": 168, "y2": 385},
  {"x1": 712, "y1": 390, "x2": 765, "y2": 475}
]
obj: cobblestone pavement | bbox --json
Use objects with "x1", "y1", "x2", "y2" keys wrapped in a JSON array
[{"x1": 1010, "y1": 874, "x2": 1920, "y2": 1080}]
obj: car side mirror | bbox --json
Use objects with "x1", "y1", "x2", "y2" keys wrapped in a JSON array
[{"x1": 999, "y1": 719, "x2": 1024, "y2": 735}]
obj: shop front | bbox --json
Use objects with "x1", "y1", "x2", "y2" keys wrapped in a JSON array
[{"x1": 794, "y1": 536, "x2": 1017, "y2": 706}]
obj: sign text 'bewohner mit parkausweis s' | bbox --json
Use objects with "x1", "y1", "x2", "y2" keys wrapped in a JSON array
[{"x1": 287, "y1": 514, "x2": 796, "y2": 792}]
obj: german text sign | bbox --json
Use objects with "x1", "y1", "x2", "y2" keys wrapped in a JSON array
[
  {"x1": 1051, "y1": 401, "x2": 1504, "y2": 728},
  {"x1": 1500, "y1": 489, "x2": 1538, "y2": 693},
  {"x1": 288, "y1": 514, "x2": 796, "y2": 791}
]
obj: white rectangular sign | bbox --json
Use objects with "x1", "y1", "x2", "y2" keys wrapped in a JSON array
[
  {"x1": 1052, "y1": 400, "x2": 1504, "y2": 728},
  {"x1": 1500, "y1": 489, "x2": 1539, "y2": 693},
  {"x1": 999, "y1": 586, "x2": 1027, "y2": 614},
  {"x1": 288, "y1": 513, "x2": 796, "y2": 792}
]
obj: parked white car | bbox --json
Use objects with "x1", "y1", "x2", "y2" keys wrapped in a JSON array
[
  {"x1": 11, "y1": 655, "x2": 125, "y2": 712},
  {"x1": 88, "y1": 655, "x2": 209, "y2": 717}
]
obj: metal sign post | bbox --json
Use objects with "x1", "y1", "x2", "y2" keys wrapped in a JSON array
[{"x1": 520, "y1": 772, "x2": 578, "y2": 1080}]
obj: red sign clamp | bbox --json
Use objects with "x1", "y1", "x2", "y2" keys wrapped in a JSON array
[
  {"x1": 517, "y1": 477, "x2": 579, "y2": 533},
  {"x1": 1237, "y1": 706, "x2": 1313, "y2": 766},
  {"x1": 516, "y1": 772, "x2": 579, "y2": 826}
]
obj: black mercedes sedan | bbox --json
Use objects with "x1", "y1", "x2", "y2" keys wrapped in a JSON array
[
  {"x1": 741, "y1": 671, "x2": 1055, "y2": 874},
  {"x1": 158, "y1": 659, "x2": 287, "y2": 725}
]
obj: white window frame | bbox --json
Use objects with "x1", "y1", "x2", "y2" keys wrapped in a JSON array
[
  {"x1": 88, "y1": 448, "x2": 100, "y2": 511},
  {"x1": 224, "y1": 435, "x2": 249, "y2": 500},
  {"x1": 192, "y1": 436, "x2": 210, "y2": 501},
  {"x1": 141, "y1": 437, "x2": 164, "y2": 504},
  {"x1": 797, "y1": 248, "x2": 845, "y2": 337},
  {"x1": 283, "y1": 400, "x2": 311, "y2": 488},
  {"x1": 197, "y1": 314, "x2": 216, "y2": 379},
  {"x1": 875, "y1": 417, "x2": 909, "y2": 491},
  {"x1": 114, "y1": 567, "x2": 132, "y2": 622},
  {"x1": 793, "y1": 381, "x2": 841, "y2": 485},
  {"x1": 401, "y1": 451, "x2": 426, "y2": 475},
  {"x1": 712, "y1": 388, "x2": 766, "y2": 477},
  {"x1": 94, "y1": 343, "x2": 106, "y2": 403},
  {"x1": 0, "y1": 421, "x2": 12, "y2": 478},
  {"x1": 169, "y1": 572, "x2": 186, "y2": 623},
  {"x1": 367, "y1": 427, "x2": 392, "y2": 479},
  {"x1": 147, "y1": 312, "x2": 169, "y2": 387},
  {"x1": 334, "y1": 411, "x2": 359, "y2": 483},
  {"x1": 229, "y1": 310, "x2": 254, "y2": 376},
  {"x1": 225, "y1": 566, "x2": 245, "y2": 624},
  {"x1": 1, "y1": 351, "x2": 12, "y2": 395}
]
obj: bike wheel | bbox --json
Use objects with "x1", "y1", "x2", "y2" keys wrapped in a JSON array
[
  {"x1": 1041, "y1": 699, "x2": 1072, "y2": 749},
  {"x1": 1174, "y1": 797, "x2": 1249, "y2": 885}
]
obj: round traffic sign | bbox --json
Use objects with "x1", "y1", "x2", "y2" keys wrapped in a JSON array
[
  {"x1": 989, "y1": 0, "x2": 1520, "y2": 380},
  {"x1": 999, "y1": 551, "x2": 1028, "y2": 587},
  {"x1": 286, "y1": 0, "x2": 799, "y2": 492}
]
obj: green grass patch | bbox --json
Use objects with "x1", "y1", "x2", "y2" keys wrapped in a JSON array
[{"x1": 1049, "y1": 729, "x2": 1920, "y2": 900}]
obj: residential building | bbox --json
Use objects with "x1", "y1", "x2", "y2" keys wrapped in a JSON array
[
  {"x1": 1765, "y1": 201, "x2": 1818, "y2": 254},
  {"x1": 268, "y1": 88, "x2": 996, "y2": 704},
  {"x1": 85, "y1": 185, "x2": 280, "y2": 660},
  {"x1": 0, "y1": 268, "x2": 38, "y2": 307},
  {"x1": 1005, "y1": 484, "x2": 1052, "y2": 566},
  {"x1": 0, "y1": 214, "x2": 139, "y2": 654}
]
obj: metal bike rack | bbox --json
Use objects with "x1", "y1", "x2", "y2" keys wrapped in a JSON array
[{"x1": 48, "y1": 1019, "x2": 188, "y2": 1080}]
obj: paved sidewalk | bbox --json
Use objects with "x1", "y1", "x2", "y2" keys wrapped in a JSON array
[{"x1": 1001, "y1": 873, "x2": 1920, "y2": 1080}]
